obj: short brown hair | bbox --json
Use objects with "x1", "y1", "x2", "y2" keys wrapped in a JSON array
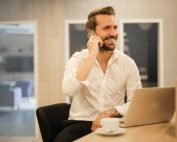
[{"x1": 86, "y1": 6, "x2": 116, "y2": 31}]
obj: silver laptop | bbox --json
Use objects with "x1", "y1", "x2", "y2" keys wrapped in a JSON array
[{"x1": 120, "y1": 87, "x2": 175, "y2": 128}]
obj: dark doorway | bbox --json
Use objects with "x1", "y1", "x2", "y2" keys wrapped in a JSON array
[{"x1": 124, "y1": 23, "x2": 158, "y2": 87}]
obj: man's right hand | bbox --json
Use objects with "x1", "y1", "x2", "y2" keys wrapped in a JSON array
[
  {"x1": 76, "y1": 33, "x2": 101, "y2": 81},
  {"x1": 87, "y1": 33, "x2": 103, "y2": 57}
]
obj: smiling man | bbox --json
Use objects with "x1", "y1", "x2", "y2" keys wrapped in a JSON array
[{"x1": 56, "y1": 6, "x2": 142, "y2": 142}]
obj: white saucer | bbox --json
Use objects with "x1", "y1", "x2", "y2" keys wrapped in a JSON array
[{"x1": 95, "y1": 128, "x2": 125, "y2": 136}]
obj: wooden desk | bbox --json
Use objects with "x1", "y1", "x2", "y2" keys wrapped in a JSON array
[{"x1": 75, "y1": 115, "x2": 176, "y2": 142}]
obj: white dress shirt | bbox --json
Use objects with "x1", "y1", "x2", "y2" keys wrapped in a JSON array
[{"x1": 62, "y1": 49, "x2": 142, "y2": 121}]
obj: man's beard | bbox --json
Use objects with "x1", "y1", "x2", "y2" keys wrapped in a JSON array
[
  {"x1": 100, "y1": 35, "x2": 117, "y2": 51},
  {"x1": 99, "y1": 44, "x2": 115, "y2": 51}
]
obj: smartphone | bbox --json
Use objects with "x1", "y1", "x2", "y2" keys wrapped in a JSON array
[
  {"x1": 87, "y1": 30, "x2": 107, "y2": 50},
  {"x1": 87, "y1": 30, "x2": 97, "y2": 39}
]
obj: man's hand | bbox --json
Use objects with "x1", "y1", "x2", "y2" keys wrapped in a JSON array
[
  {"x1": 91, "y1": 112, "x2": 110, "y2": 131},
  {"x1": 76, "y1": 33, "x2": 103, "y2": 81},
  {"x1": 87, "y1": 33, "x2": 103, "y2": 57},
  {"x1": 91, "y1": 108, "x2": 120, "y2": 131}
]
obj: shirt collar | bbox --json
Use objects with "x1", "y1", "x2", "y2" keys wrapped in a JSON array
[{"x1": 108, "y1": 49, "x2": 119, "y2": 64}]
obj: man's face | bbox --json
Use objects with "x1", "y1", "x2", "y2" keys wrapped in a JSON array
[{"x1": 95, "y1": 15, "x2": 118, "y2": 51}]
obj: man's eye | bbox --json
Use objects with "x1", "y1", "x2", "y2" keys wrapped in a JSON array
[{"x1": 104, "y1": 27, "x2": 110, "y2": 30}]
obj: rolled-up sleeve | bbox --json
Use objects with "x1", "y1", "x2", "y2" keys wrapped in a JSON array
[
  {"x1": 115, "y1": 59, "x2": 142, "y2": 116},
  {"x1": 62, "y1": 52, "x2": 89, "y2": 97}
]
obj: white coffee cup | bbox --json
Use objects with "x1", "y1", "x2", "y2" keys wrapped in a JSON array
[{"x1": 100, "y1": 118, "x2": 120, "y2": 132}]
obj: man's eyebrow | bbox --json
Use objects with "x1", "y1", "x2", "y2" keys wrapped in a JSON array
[{"x1": 102, "y1": 24, "x2": 117, "y2": 28}]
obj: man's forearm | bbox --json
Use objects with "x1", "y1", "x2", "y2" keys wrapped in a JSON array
[{"x1": 76, "y1": 54, "x2": 96, "y2": 81}]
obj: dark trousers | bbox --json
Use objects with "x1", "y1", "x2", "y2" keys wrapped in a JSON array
[{"x1": 53, "y1": 120, "x2": 92, "y2": 142}]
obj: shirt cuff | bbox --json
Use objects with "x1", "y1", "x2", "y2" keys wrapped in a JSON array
[
  {"x1": 73, "y1": 68, "x2": 90, "y2": 87},
  {"x1": 114, "y1": 106, "x2": 125, "y2": 117},
  {"x1": 114, "y1": 103, "x2": 130, "y2": 117},
  {"x1": 80, "y1": 80, "x2": 89, "y2": 87}
]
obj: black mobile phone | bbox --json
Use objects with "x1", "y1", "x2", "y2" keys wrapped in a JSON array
[
  {"x1": 87, "y1": 30, "x2": 96, "y2": 39},
  {"x1": 87, "y1": 30, "x2": 107, "y2": 50}
]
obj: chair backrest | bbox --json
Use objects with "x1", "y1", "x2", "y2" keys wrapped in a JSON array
[{"x1": 36, "y1": 103, "x2": 71, "y2": 142}]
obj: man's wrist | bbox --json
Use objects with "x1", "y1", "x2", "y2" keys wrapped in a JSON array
[
  {"x1": 105, "y1": 108, "x2": 120, "y2": 117},
  {"x1": 88, "y1": 53, "x2": 97, "y2": 59}
]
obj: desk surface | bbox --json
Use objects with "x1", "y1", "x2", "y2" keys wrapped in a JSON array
[{"x1": 75, "y1": 115, "x2": 176, "y2": 142}]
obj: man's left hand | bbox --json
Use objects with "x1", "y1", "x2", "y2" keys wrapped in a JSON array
[
  {"x1": 91, "y1": 108, "x2": 120, "y2": 131},
  {"x1": 91, "y1": 112, "x2": 110, "y2": 131}
]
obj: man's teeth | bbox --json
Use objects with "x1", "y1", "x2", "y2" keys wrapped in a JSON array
[{"x1": 107, "y1": 38, "x2": 115, "y2": 42}]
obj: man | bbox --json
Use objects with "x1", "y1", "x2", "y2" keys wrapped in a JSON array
[{"x1": 54, "y1": 6, "x2": 142, "y2": 142}]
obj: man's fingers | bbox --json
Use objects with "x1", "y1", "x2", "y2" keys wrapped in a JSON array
[
  {"x1": 91, "y1": 112, "x2": 111, "y2": 131},
  {"x1": 91, "y1": 119, "x2": 101, "y2": 131}
]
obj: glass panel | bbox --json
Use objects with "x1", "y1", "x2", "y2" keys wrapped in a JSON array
[
  {"x1": 69, "y1": 23, "x2": 87, "y2": 57},
  {"x1": 124, "y1": 23, "x2": 158, "y2": 87},
  {"x1": 0, "y1": 24, "x2": 35, "y2": 137}
]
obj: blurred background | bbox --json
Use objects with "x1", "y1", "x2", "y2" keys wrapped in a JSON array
[{"x1": 0, "y1": 0, "x2": 177, "y2": 141}]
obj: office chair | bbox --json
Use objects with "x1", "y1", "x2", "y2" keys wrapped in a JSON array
[{"x1": 36, "y1": 103, "x2": 71, "y2": 142}]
